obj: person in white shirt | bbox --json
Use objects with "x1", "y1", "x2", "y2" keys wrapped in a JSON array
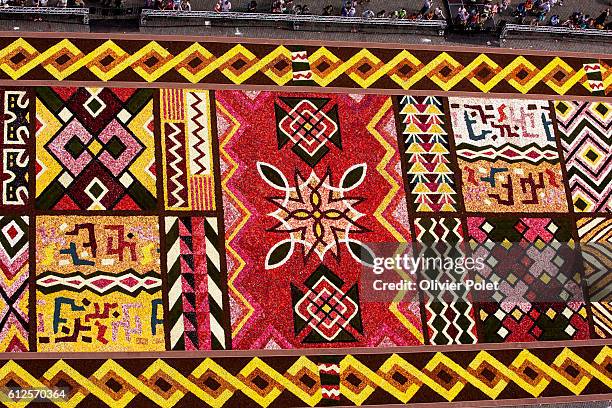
[{"x1": 362, "y1": 8, "x2": 374, "y2": 18}]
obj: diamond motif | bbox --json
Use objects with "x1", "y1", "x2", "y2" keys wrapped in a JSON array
[
  {"x1": 291, "y1": 264, "x2": 362, "y2": 343},
  {"x1": 275, "y1": 97, "x2": 341, "y2": 167},
  {"x1": 36, "y1": 87, "x2": 157, "y2": 211}
]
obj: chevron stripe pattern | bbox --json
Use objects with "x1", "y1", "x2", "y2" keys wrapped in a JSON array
[
  {"x1": 165, "y1": 216, "x2": 192, "y2": 350},
  {"x1": 165, "y1": 216, "x2": 226, "y2": 350},
  {"x1": 0, "y1": 216, "x2": 29, "y2": 351},
  {"x1": 577, "y1": 217, "x2": 612, "y2": 338},
  {"x1": 555, "y1": 100, "x2": 612, "y2": 213},
  {"x1": 414, "y1": 218, "x2": 477, "y2": 345},
  {"x1": 161, "y1": 89, "x2": 216, "y2": 211},
  {"x1": 204, "y1": 216, "x2": 227, "y2": 350},
  {"x1": 399, "y1": 96, "x2": 458, "y2": 212}
]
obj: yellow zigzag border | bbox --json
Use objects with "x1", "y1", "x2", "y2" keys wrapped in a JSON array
[{"x1": 0, "y1": 347, "x2": 608, "y2": 407}]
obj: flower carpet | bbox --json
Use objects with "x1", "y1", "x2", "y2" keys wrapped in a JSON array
[{"x1": 0, "y1": 33, "x2": 609, "y2": 408}]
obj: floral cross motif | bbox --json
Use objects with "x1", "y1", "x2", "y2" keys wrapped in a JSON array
[{"x1": 257, "y1": 162, "x2": 373, "y2": 269}]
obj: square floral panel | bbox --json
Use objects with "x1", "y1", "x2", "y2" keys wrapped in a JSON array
[
  {"x1": 555, "y1": 101, "x2": 611, "y2": 213},
  {"x1": 449, "y1": 97, "x2": 567, "y2": 213},
  {"x1": 35, "y1": 87, "x2": 157, "y2": 211},
  {"x1": 468, "y1": 216, "x2": 589, "y2": 343},
  {"x1": 215, "y1": 91, "x2": 422, "y2": 349},
  {"x1": 36, "y1": 216, "x2": 164, "y2": 352}
]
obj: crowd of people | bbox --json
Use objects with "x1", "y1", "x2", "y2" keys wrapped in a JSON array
[
  {"x1": 140, "y1": 0, "x2": 612, "y2": 32},
  {"x1": 331, "y1": 0, "x2": 445, "y2": 20},
  {"x1": 454, "y1": 3, "x2": 500, "y2": 30},
  {"x1": 266, "y1": 0, "x2": 446, "y2": 19},
  {"x1": 145, "y1": 0, "x2": 190, "y2": 9},
  {"x1": 144, "y1": 0, "x2": 446, "y2": 20},
  {"x1": 0, "y1": 0, "x2": 84, "y2": 7},
  {"x1": 513, "y1": 0, "x2": 611, "y2": 30},
  {"x1": 453, "y1": 0, "x2": 612, "y2": 32}
]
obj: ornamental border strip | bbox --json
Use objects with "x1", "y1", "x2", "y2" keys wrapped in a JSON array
[
  {"x1": 0, "y1": 344, "x2": 608, "y2": 407},
  {"x1": 0, "y1": 35, "x2": 608, "y2": 96}
]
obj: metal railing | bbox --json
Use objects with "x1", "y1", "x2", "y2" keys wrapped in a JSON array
[
  {"x1": 0, "y1": 6, "x2": 88, "y2": 23},
  {"x1": 140, "y1": 10, "x2": 447, "y2": 35},
  {"x1": 88, "y1": 5, "x2": 142, "y2": 18},
  {"x1": 501, "y1": 23, "x2": 612, "y2": 41}
]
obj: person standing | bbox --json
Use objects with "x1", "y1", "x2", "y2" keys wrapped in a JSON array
[{"x1": 419, "y1": 0, "x2": 431, "y2": 15}]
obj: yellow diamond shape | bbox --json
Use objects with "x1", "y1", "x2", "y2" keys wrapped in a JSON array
[
  {"x1": 387, "y1": 50, "x2": 424, "y2": 90},
  {"x1": 501, "y1": 238, "x2": 512, "y2": 250},
  {"x1": 546, "y1": 308, "x2": 557, "y2": 319},
  {"x1": 88, "y1": 140, "x2": 103, "y2": 155},
  {"x1": 86, "y1": 40, "x2": 130, "y2": 81},
  {"x1": 262, "y1": 45, "x2": 292, "y2": 86},
  {"x1": 0, "y1": 38, "x2": 41, "y2": 80},
  {"x1": 534, "y1": 238, "x2": 546, "y2": 250},
  {"x1": 131, "y1": 41, "x2": 174, "y2": 82},
  {"x1": 426, "y1": 52, "x2": 466, "y2": 91},
  {"x1": 590, "y1": 102, "x2": 611, "y2": 120},
  {"x1": 554, "y1": 101, "x2": 574, "y2": 119},
  {"x1": 542, "y1": 57, "x2": 583, "y2": 95},
  {"x1": 376, "y1": 354, "x2": 421, "y2": 403},
  {"x1": 40, "y1": 39, "x2": 87, "y2": 80},
  {"x1": 579, "y1": 145, "x2": 604, "y2": 167},
  {"x1": 219, "y1": 44, "x2": 259, "y2": 84},
  {"x1": 503, "y1": 56, "x2": 540, "y2": 94},
  {"x1": 175, "y1": 43, "x2": 218, "y2": 84},
  {"x1": 308, "y1": 46, "x2": 342, "y2": 87},
  {"x1": 573, "y1": 192, "x2": 593, "y2": 212},
  {"x1": 465, "y1": 54, "x2": 504, "y2": 93},
  {"x1": 345, "y1": 48, "x2": 389, "y2": 89},
  {"x1": 190, "y1": 358, "x2": 241, "y2": 407},
  {"x1": 284, "y1": 356, "x2": 322, "y2": 407},
  {"x1": 237, "y1": 357, "x2": 284, "y2": 407}
]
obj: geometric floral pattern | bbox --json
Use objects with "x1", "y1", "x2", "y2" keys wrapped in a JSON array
[
  {"x1": 0, "y1": 36, "x2": 601, "y2": 97},
  {"x1": 0, "y1": 90, "x2": 30, "y2": 208},
  {"x1": 216, "y1": 91, "x2": 422, "y2": 349},
  {"x1": 274, "y1": 97, "x2": 341, "y2": 168},
  {"x1": 450, "y1": 97, "x2": 567, "y2": 213},
  {"x1": 35, "y1": 216, "x2": 165, "y2": 352},
  {"x1": 554, "y1": 100, "x2": 611, "y2": 213},
  {"x1": 160, "y1": 89, "x2": 216, "y2": 211},
  {"x1": 414, "y1": 217, "x2": 477, "y2": 344},
  {"x1": 0, "y1": 76, "x2": 608, "y2": 407},
  {"x1": 577, "y1": 217, "x2": 612, "y2": 338},
  {"x1": 467, "y1": 216, "x2": 590, "y2": 343},
  {"x1": 0, "y1": 345, "x2": 607, "y2": 406},
  {"x1": 291, "y1": 264, "x2": 362, "y2": 343},
  {"x1": 0, "y1": 216, "x2": 29, "y2": 351},
  {"x1": 399, "y1": 96, "x2": 458, "y2": 212},
  {"x1": 258, "y1": 162, "x2": 368, "y2": 269},
  {"x1": 35, "y1": 87, "x2": 157, "y2": 210}
]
